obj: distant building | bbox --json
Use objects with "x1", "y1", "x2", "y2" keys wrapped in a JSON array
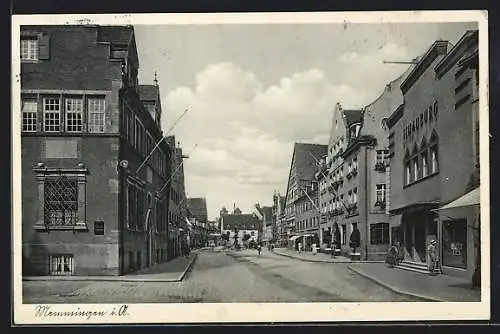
[
  {"x1": 283, "y1": 143, "x2": 327, "y2": 251},
  {"x1": 187, "y1": 197, "x2": 208, "y2": 224},
  {"x1": 261, "y1": 206, "x2": 273, "y2": 245},
  {"x1": 20, "y1": 25, "x2": 172, "y2": 276},
  {"x1": 388, "y1": 30, "x2": 480, "y2": 278},
  {"x1": 220, "y1": 213, "x2": 261, "y2": 246}
]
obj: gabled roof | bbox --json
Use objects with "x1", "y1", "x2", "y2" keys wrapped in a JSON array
[
  {"x1": 187, "y1": 197, "x2": 208, "y2": 220},
  {"x1": 138, "y1": 84, "x2": 159, "y2": 102},
  {"x1": 293, "y1": 143, "x2": 328, "y2": 181},
  {"x1": 222, "y1": 214, "x2": 260, "y2": 230},
  {"x1": 343, "y1": 109, "x2": 363, "y2": 126}
]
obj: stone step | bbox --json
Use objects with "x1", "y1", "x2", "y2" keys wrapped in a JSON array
[{"x1": 395, "y1": 264, "x2": 430, "y2": 275}]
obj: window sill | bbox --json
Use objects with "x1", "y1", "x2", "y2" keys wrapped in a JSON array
[
  {"x1": 33, "y1": 224, "x2": 88, "y2": 231},
  {"x1": 403, "y1": 171, "x2": 439, "y2": 189}
]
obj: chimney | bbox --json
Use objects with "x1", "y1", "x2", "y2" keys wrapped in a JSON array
[{"x1": 154, "y1": 71, "x2": 158, "y2": 86}]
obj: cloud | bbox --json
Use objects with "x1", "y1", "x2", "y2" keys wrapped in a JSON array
[{"x1": 163, "y1": 45, "x2": 414, "y2": 218}]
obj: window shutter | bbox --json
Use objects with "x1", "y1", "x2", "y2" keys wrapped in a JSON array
[{"x1": 38, "y1": 33, "x2": 50, "y2": 60}]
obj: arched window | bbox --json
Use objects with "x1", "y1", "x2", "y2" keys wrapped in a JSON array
[{"x1": 429, "y1": 130, "x2": 439, "y2": 174}]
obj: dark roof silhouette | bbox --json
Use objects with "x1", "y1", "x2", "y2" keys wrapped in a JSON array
[
  {"x1": 293, "y1": 143, "x2": 328, "y2": 181},
  {"x1": 343, "y1": 109, "x2": 364, "y2": 126},
  {"x1": 222, "y1": 214, "x2": 260, "y2": 230},
  {"x1": 96, "y1": 25, "x2": 133, "y2": 45},
  {"x1": 187, "y1": 197, "x2": 208, "y2": 221},
  {"x1": 138, "y1": 84, "x2": 159, "y2": 101}
]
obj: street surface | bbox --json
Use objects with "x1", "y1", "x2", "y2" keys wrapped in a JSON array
[{"x1": 23, "y1": 249, "x2": 418, "y2": 303}]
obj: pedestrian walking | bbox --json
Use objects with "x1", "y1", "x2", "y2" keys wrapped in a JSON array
[
  {"x1": 349, "y1": 225, "x2": 361, "y2": 254},
  {"x1": 427, "y1": 239, "x2": 439, "y2": 275}
]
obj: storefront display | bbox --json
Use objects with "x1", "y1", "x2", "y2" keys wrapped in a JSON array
[{"x1": 442, "y1": 219, "x2": 467, "y2": 269}]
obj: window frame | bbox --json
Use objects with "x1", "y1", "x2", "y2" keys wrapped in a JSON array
[
  {"x1": 20, "y1": 36, "x2": 39, "y2": 62},
  {"x1": 87, "y1": 97, "x2": 106, "y2": 133},
  {"x1": 22, "y1": 98, "x2": 38, "y2": 132},
  {"x1": 43, "y1": 97, "x2": 61, "y2": 132},
  {"x1": 65, "y1": 97, "x2": 84, "y2": 133},
  {"x1": 370, "y1": 222, "x2": 390, "y2": 245},
  {"x1": 33, "y1": 166, "x2": 89, "y2": 231}
]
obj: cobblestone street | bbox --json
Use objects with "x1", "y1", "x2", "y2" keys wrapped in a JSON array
[{"x1": 23, "y1": 249, "x2": 418, "y2": 303}]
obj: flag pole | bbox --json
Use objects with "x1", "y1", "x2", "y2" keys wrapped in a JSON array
[
  {"x1": 307, "y1": 151, "x2": 349, "y2": 212},
  {"x1": 136, "y1": 108, "x2": 189, "y2": 175},
  {"x1": 158, "y1": 143, "x2": 198, "y2": 194}
]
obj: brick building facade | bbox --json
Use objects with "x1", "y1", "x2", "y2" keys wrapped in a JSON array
[{"x1": 20, "y1": 25, "x2": 173, "y2": 276}]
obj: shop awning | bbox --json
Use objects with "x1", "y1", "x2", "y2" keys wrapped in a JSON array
[
  {"x1": 289, "y1": 235, "x2": 300, "y2": 241},
  {"x1": 439, "y1": 187, "x2": 480, "y2": 210}
]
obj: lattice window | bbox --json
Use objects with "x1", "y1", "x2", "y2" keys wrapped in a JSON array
[
  {"x1": 43, "y1": 97, "x2": 61, "y2": 132},
  {"x1": 44, "y1": 176, "x2": 78, "y2": 226},
  {"x1": 376, "y1": 184, "x2": 386, "y2": 202},
  {"x1": 65, "y1": 98, "x2": 83, "y2": 132},
  {"x1": 49, "y1": 254, "x2": 74, "y2": 275},
  {"x1": 22, "y1": 99, "x2": 38, "y2": 132},
  {"x1": 21, "y1": 37, "x2": 39, "y2": 61},
  {"x1": 88, "y1": 98, "x2": 105, "y2": 133}
]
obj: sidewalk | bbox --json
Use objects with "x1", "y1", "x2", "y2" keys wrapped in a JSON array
[
  {"x1": 348, "y1": 263, "x2": 481, "y2": 302},
  {"x1": 272, "y1": 247, "x2": 353, "y2": 263},
  {"x1": 23, "y1": 251, "x2": 198, "y2": 283}
]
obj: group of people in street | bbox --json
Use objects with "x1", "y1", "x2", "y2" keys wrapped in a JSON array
[{"x1": 385, "y1": 239, "x2": 441, "y2": 276}]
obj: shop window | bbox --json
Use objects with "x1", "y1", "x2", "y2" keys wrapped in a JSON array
[
  {"x1": 442, "y1": 219, "x2": 467, "y2": 269},
  {"x1": 370, "y1": 223, "x2": 390, "y2": 245}
]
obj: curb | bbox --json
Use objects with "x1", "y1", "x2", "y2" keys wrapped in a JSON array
[
  {"x1": 22, "y1": 253, "x2": 198, "y2": 283},
  {"x1": 347, "y1": 265, "x2": 446, "y2": 302},
  {"x1": 271, "y1": 249, "x2": 383, "y2": 264}
]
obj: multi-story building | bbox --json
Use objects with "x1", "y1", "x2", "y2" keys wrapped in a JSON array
[
  {"x1": 166, "y1": 136, "x2": 188, "y2": 259},
  {"x1": 220, "y1": 212, "x2": 261, "y2": 246},
  {"x1": 20, "y1": 25, "x2": 173, "y2": 276},
  {"x1": 317, "y1": 67, "x2": 408, "y2": 260},
  {"x1": 284, "y1": 143, "x2": 327, "y2": 251},
  {"x1": 388, "y1": 30, "x2": 480, "y2": 278}
]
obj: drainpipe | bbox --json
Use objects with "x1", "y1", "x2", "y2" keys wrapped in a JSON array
[{"x1": 365, "y1": 146, "x2": 370, "y2": 261}]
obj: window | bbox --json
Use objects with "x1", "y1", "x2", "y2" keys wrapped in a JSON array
[
  {"x1": 353, "y1": 188, "x2": 358, "y2": 204},
  {"x1": 421, "y1": 151, "x2": 428, "y2": 177},
  {"x1": 431, "y1": 146, "x2": 439, "y2": 174},
  {"x1": 43, "y1": 97, "x2": 61, "y2": 132},
  {"x1": 49, "y1": 254, "x2": 74, "y2": 275},
  {"x1": 65, "y1": 98, "x2": 83, "y2": 132},
  {"x1": 413, "y1": 156, "x2": 419, "y2": 181},
  {"x1": 127, "y1": 181, "x2": 137, "y2": 230},
  {"x1": 376, "y1": 184, "x2": 386, "y2": 202},
  {"x1": 370, "y1": 223, "x2": 390, "y2": 245},
  {"x1": 405, "y1": 161, "x2": 411, "y2": 185},
  {"x1": 22, "y1": 99, "x2": 37, "y2": 132},
  {"x1": 44, "y1": 176, "x2": 78, "y2": 226},
  {"x1": 21, "y1": 37, "x2": 39, "y2": 61},
  {"x1": 88, "y1": 97, "x2": 105, "y2": 133}
]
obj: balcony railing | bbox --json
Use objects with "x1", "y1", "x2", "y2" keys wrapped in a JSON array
[
  {"x1": 374, "y1": 200, "x2": 386, "y2": 210},
  {"x1": 374, "y1": 162, "x2": 386, "y2": 172},
  {"x1": 345, "y1": 203, "x2": 359, "y2": 217}
]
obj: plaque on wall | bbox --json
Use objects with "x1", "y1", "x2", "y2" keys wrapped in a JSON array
[{"x1": 94, "y1": 221, "x2": 105, "y2": 235}]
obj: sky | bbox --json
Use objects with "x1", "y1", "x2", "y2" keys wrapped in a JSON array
[{"x1": 134, "y1": 22, "x2": 477, "y2": 220}]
